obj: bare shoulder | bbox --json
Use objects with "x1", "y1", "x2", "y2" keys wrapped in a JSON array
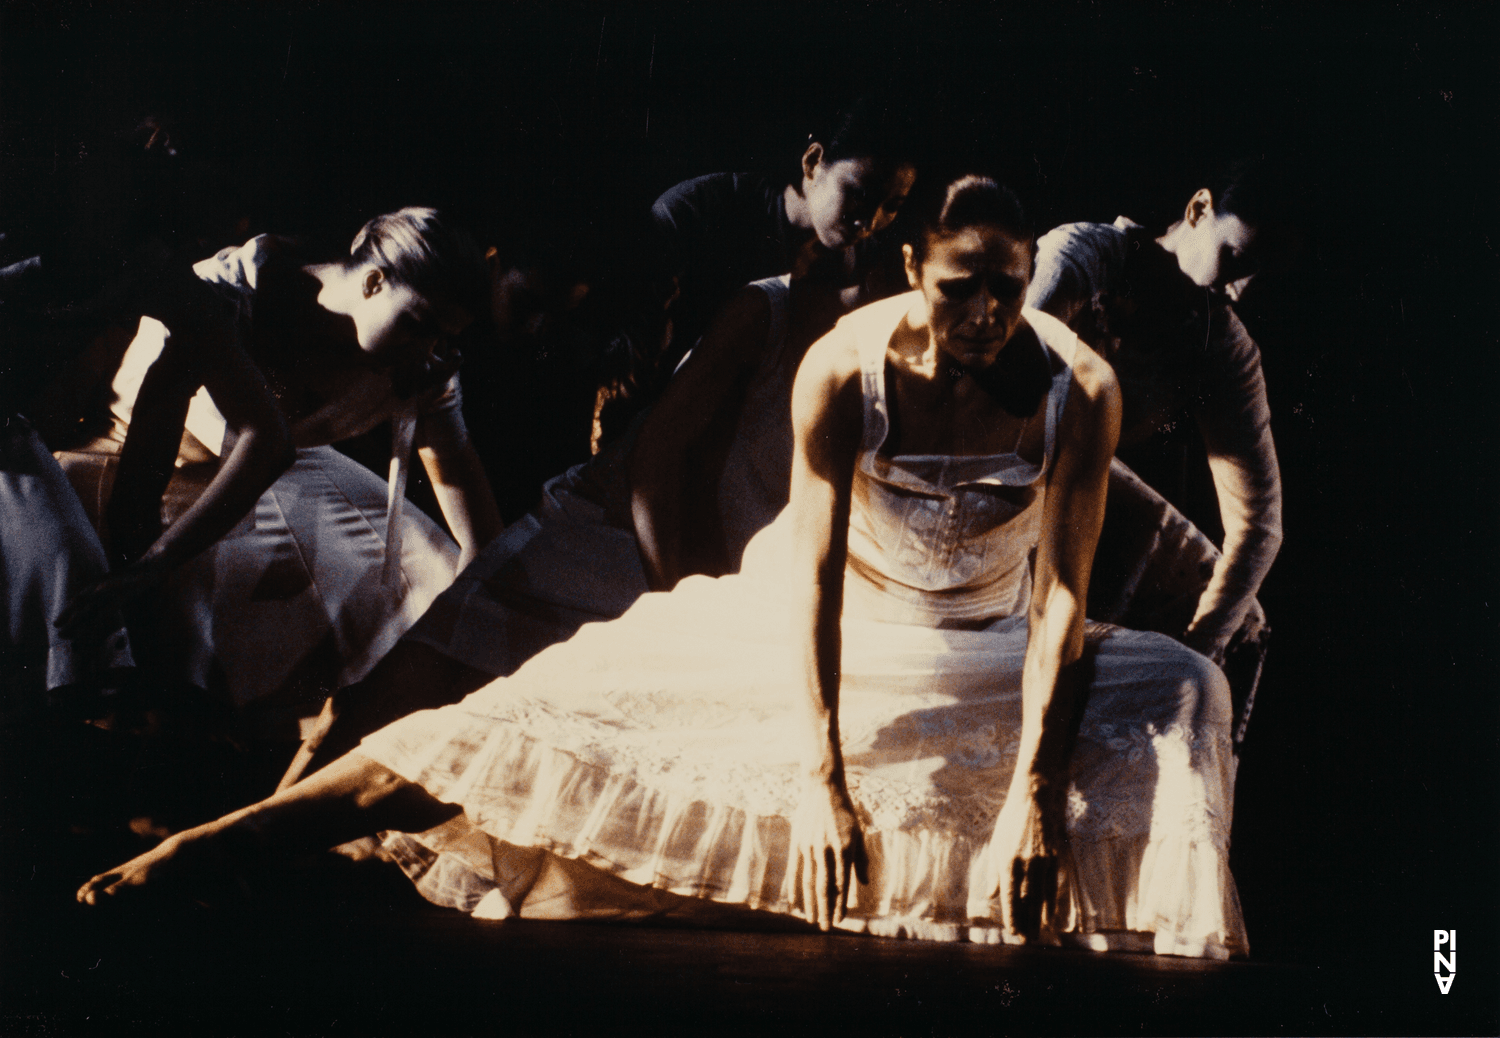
[
  {"x1": 791, "y1": 318, "x2": 862, "y2": 431},
  {"x1": 796, "y1": 318, "x2": 861, "y2": 393},
  {"x1": 1066, "y1": 337, "x2": 1120, "y2": 411},
  {"x1": 1024, "y1": 309, "x2": 1120, "y2": 451}
]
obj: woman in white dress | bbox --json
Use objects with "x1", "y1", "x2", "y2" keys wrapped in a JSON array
[
  {"x1": 54, "y1": 208, "x2": 500, "y2": 712},
  {"x1": 278, "y1": 235, "x2": 889, "y2": 784},
  {"x1": 79, "y1": 175, "x2": 1245, "y2": 958}
]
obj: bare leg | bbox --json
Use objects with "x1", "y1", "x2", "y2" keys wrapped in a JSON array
[
  {"x1": 278, "y1": 639, "x2": 491, "y2": 791},
  {"x1": 78, "y1": 751, "x2": 460, "y2": 904}
]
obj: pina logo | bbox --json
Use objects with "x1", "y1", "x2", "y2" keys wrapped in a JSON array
[{"x1": 1433, "y1": 930, "x2": 1456, "y2": 994}]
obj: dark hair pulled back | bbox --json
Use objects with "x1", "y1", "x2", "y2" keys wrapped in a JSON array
[
  {"x1": 906, "y1": 173, "x2": 1031, "y2": 266},
  {"x1": 785, "y1": 97, "x2": 917, "y2": 188},
  {"x1": 1206, "y1": 156, "x2": 1289, "y2": 230}
]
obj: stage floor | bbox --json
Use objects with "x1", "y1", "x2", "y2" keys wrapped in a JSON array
[{"x1": 1, "y1": 834, "x2": 1405, "y2": 1038}]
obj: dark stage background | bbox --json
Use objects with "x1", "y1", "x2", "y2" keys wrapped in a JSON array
[{"x1": 2, "y1": 1, "x2": 1496, "y2": 1033}]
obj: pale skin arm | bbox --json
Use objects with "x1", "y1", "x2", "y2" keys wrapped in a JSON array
[
  {"x1": 417, "y1": 411, "x2": 504, "y2": 572},
  {"x1": 58, "y1": 272, "x2": 295, "y2": 632},
  {"x1": 628, "y1": 286, "x2": 770, "y2": 591},
  {"x1": 981, "y1": 338, "x2": 1122, "y2": 939},
  {"x1": 1188, "y1": 433, "x2": 1282, "y2": 659},
  {"x1": 783, "y1": 326, "x2": 868, "y2": 931}
]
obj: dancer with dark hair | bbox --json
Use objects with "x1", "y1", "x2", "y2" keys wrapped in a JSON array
[
  {"x1": 81, "y1": 172, "x2": 1246, "y2": 959},
  {"x1": 54, "y1": 208, "x2": 500, "y2": 714},
  {"x1": 273, "y1": 107, "x2": 924, "y2": 785},
  {"x1": 278, "y1": 211, "x2": 900, "y2": 789},
  {"x1": 1027, "y1": 160, "x2": 1286, "y2": 667},
  {"x1": 596, "y1": 98, "x2": 919, "y2": 445}
]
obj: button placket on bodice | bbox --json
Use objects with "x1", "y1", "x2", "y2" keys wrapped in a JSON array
[{"x1": 840, "y1": 296, "x2": 1074, "y2": 621}]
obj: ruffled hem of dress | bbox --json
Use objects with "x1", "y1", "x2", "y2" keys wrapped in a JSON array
[
  {"x1": 364, "y1": 720, "x2": 1247, "y2": 959},
  {"x1": 968, "y1": 830, "x2": 1247, "y2": 960}
]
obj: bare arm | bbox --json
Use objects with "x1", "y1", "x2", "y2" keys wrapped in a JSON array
[
  {"x1": 134, "y1": 338, "x2": 294, "y2": 571},
  {"x1": 1021, "y1": 344, "x2": 1120, "y2": 783},
  {"x1": 416, "y1": 378, "x2": 503, "y2": 571},
  {"x1": 111, "y1": 268, "x2": 295, "y2": 569},
  {"x1": 986, "y1": 334, "x2": 1121, "y2": 938},
  {"x1": 47, "y1": 257, "x2": 301, "y2": 636},
  {"x1": 58, "y1": 280, "x2": 295, "y2": 633},
  {"x1": 628, "y1": 286, "x2": 770, "y2": 590},
  {"x1": 784, "y1": 325, "x2": 867, "y2": 930}
]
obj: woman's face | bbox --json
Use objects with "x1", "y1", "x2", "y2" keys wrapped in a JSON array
[
  {"x1": 1173, "y1": 191, "x2": 1261, "y2": 289},
  {"x1": 353, "y1": 270, "x2": 471, "y2": 367},
  {"x1": 800, "y1": 146, "x2": 917, "y2": 250},
  {"x1": 904, "y1": 223, "x2": 1032, "y2": 369}
]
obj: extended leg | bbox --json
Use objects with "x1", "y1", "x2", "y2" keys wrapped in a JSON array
[
  {"x1": 277, "y1": 639, "x2": 491, "y2": 791},
  {"x1": 79, "y1": 751, "x2": 460, "y2": 905}
]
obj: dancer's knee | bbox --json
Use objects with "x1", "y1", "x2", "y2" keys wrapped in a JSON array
[{"x1": 1174, "y1": 644, "x2": 1233, "y2": 728}]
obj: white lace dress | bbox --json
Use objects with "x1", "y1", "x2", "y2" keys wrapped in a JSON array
[{"x1": 361, "y1": 297, "x2": 1248, "y2": 959}]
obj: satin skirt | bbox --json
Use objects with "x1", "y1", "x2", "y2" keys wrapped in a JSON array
[
  {"x1": 56, "y1": 440, "x2": 458, "y2": 710},
  {"x1": 2, "y1": 418, "x2": 133, "y2": 718}
]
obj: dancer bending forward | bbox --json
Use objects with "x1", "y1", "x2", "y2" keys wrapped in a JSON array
[{"x1": 79, "y1": 175, "x2": 1246, "y2": 958}]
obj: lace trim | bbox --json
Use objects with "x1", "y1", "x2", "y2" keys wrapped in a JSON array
[
  {"x1": 364, "y1": 706, "x2": 1244, "y2": 954},
  {"x1": 1069, "y1": 721, "x2": 1236, "y2": 844}
]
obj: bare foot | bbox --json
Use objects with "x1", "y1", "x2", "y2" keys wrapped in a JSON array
[{"x1": 76, "y1": 818, "x2": 253, "y2": 905}]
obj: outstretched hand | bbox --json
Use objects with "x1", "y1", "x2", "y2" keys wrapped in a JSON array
[
  {"x1": 54, "y1": 560, "x2": 166, "y2": 639},
  {"x1": 790, "y1": 776, "x2": 868, "y2": 931},
  {"x1": 977, "y1": 780, "x2": 1069, "y2": 941}
]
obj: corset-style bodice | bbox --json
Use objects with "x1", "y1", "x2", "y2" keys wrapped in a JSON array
[{"x1": 841, "y1": 294, "x2": 1077, "y2": 625}]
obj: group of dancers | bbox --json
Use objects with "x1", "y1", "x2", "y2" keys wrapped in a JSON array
[{"x1": 1, "y1": 100, "x2": 1285, "y2": 959}]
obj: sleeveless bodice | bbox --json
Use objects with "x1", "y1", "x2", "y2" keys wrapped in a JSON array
[
  {"x1": 841, "y1": 294, "x2": 1077, "y2": 625},
  {"x1": 103, "y1": 235, "x2": 464, "y2": 581}
]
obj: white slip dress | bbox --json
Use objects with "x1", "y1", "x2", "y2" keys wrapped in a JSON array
[{"x1": 360, "y1": 297, "x2": 1248, "y2": 959}]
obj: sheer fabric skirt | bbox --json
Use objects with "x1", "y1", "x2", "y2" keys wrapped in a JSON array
[{"x1": 363, "y1": 526, "x2": 1247, "y2": 959}]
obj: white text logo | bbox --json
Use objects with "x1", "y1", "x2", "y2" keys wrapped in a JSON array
[{"x1": 1434, "y1": 929, "x2": 1456, "y2": 994}]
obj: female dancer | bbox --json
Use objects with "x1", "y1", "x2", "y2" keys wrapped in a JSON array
[
  {"x1": 80, "y1": 174, "x2": 1245, "y2": 958},
  {"x1": 1026, "y1": 162, "x2": 1284, "y2": 664},
  {"x1": 55, "y1": 208, "x2": 500, "y2": 711},
  {"x1": 596, "y1": 97, "x2": 918, "y2": 445},
  {"x1": 280, "y1": 230, "x2": 894, "y2": 785}
]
